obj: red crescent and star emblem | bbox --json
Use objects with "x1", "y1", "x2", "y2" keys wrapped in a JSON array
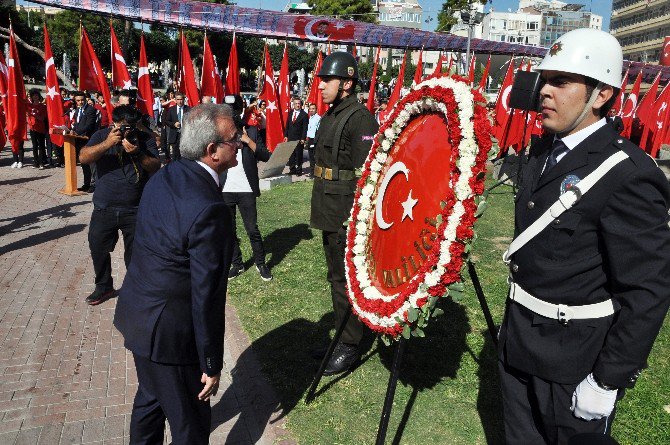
[{"x1": 367, "y1": 114, "x2": 453, "y2": 295}]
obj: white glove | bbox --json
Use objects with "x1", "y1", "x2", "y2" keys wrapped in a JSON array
[{"x1": 571, "y1": 373, "x2": 617, "y2": 421}]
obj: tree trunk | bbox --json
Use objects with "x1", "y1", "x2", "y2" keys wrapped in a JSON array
[{"x1": 0, "y1": 27, "x2": 74, "y2": 88}]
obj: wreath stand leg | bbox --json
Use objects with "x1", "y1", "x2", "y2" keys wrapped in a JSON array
[
  {"x1": 305, "y1": 309, "x2": 352, "y2": 404},
  {"x1": 467, "y1": 260, "x2": 498, "y2": 346},
  {"x1": 375, "y1": 337, "x2": 407, "y2": 445}
]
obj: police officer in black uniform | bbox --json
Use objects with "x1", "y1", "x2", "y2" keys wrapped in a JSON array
[
  {"x1": 310, "y1": 52, "x2": 379, "y2": 375},
  {"x1": 498, "y1": 29, "x2": 670, "y2": 444}
]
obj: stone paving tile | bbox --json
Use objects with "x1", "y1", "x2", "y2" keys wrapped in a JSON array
[{"x1": 0, "y1": 149, "x2": 295, "y2": 444}]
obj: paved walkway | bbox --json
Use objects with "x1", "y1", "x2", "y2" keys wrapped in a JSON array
[{"x1": 0, "y1": 148, "x2": 294, "y2": 445}]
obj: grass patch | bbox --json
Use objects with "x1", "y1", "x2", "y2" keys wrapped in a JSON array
[{"x1": 227, "y1": 177, "x2": 670, "y2": 444}]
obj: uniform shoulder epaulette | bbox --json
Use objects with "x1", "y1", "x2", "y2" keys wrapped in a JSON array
[{"x1": 612, "y1": 137, "x2": 658, "y2": 169}]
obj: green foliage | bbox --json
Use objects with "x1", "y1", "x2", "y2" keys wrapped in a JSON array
[
  {"x1": 437, "y1": 0, "x2": 488, "y2": 33},
  {"x1": 307, "y1": 0, "x2": 377, "y2": 23}
]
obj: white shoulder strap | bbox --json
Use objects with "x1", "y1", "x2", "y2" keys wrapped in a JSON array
[{"x1": 503, "y1": 151, "x2": 629, "y2": 263}]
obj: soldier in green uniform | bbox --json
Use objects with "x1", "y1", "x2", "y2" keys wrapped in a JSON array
[{"x1": 310, "y1": 52, "x2": 380, "y2": 375}]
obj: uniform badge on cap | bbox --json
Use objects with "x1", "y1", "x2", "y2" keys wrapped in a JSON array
[
  {"x1": 560, "y1": 175, "x2": 580, "y2": 195},
  {"x1": 549, "y1": 42, "x2": 563, "y2": 56},
  {"x1": 347, "y1": 66, "x2": 354, "y2": 76}
]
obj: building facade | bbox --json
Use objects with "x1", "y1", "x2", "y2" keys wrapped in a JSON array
[{"x1": 610, "y1": 0, "x2": 670, "y2": 63}]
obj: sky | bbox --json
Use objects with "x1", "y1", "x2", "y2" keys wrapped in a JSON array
[{"x1": 20, "y1": 0, "x2": 613, "y2": 32}]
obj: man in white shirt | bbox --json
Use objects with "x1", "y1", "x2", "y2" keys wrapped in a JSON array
[{"x1": 305, "y1": 103, "x2": 321, "y2": 177}]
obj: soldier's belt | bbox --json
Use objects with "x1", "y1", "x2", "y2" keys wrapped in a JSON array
[
  {"x1": 314, "y1": 165, "x2": 357, "y2": 181},
  {"x1": 509, "y1": 282, "x2": 615, "y2": 324}
]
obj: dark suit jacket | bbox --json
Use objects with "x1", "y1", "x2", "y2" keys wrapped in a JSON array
[
  {"x1": 72, "y1": 104, "x2": 98, "y2": 140},
  {"x1": 499, "y1": 123, "x2": 670, "y2": 388},
  {"x1": 284, "y1": 109, "x2": 308, "y2": 141},
  {"x1": 114, "y1": 159, "x2": 233, "y2": 376},
  {"x1": 220, "y1": 126, "x2": 270, "y2": 197},
  {"x1": 164, "y1": 105, "x2": 190, "y2": 145}
]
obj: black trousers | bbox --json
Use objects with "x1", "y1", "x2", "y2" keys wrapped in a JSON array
[
  {"x1": 498, "y1": 360, "x2": 617, "y2": 445},
  {"x1": 88, "y1": 207, "x2": 137, "y2": 292},
  {"x1": 288, "y1": 141, "x2": 304, "y2": 172},
  {"x1": 307, "y1": 139, "x2": 316, "y2": 174},
  {"x1": 30, "y1": 130, "x2": 47, "y2": 166},
  {"x1": 76, "y1": 141, "x2": 92, "y2": 187},
  {"x1": 130, "y1": 354, "x2": 210, "y2": 445},
  {"x1": 323, "y1": 230, "x2": 365, "y2": 345},
  {"x1": 223, "y1": 192, "x2": 266, "y2": 268}
]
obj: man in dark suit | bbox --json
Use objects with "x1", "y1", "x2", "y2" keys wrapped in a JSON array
[
  {"x1": 499, "y1": 29, "x2": 670, "y2": 444},
  {"x1": 72, "y1": 91, "x2": 98, "y2": 192},
  {"x1": 220, "y1": 95, "x2": 273, "y2": 281},
  {"x1": 284, "y1": 96, "x2": 309, "y2": 175},
  {"x1": 114, "y1": 103, "x2": 239, "y2": 445},
  {"x1": 163, "y1": 93, "x2": 189, "y2": 160}
]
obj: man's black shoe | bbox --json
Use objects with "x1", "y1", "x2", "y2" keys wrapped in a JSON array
[
  {"x1": 87, "y1": 186, "x2": 95, "y2": 193},
  {"x1": 323, "y1": 342, "x2": 359, "y2": 376},
  {"x1": 256, "y1": 264, "x2": 273, "y2": 281},
  {"x1": 77, "y1": 185, "x2": 90, "y2": 192},
  {"x1": 228, "y1": 265, "x2": 244, "y2": 279},
  {"x1": 86, "y1": 289, "x2": 114, "y2": 306}
]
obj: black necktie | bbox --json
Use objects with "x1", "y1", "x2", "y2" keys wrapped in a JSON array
[{"x1": 545, "y1": 139, "x2": 569, "y2": 172}]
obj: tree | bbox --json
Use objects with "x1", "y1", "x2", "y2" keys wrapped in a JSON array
[
  {"x1": 437, "y1": 0, "x2": 487, "y2": 33},
  {"x1": 308, "y1": 0, "x2": 377, "y2": 23}
]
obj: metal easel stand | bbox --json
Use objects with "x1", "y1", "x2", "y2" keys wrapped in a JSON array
[
  {"x1": 374, "y1": 337, "x2": 407, "y2": 445},
  {"x1": 467, "y1": 260, "x2": 499, "y2": 346},
  {"x1": 304, "y1": 309, "x2": 352, "y2": 404}
]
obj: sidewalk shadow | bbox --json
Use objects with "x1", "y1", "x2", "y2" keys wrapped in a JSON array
[
  {"x1": 264, "y1": 223, "x2": 314, "y2": 270},
  {"x1": 0, "y1": 224, "x2": 87, "y2": 255},
  {"x1": 211, "y1": 313, "x2": 334, "y2": 443},
  {"x1": 375, "y1": 299, "x2": 470, "y2": 445},
  {"x1": 0, "y1": 175, "x2": 50, "y2": 187},
  {"x1": 0, "y1": 201, "x2": 89, "y2": 234}
]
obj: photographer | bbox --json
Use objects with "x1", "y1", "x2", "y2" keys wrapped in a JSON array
[{"x1": 80, "y1": 105, "x2": 161, "y2": 305}]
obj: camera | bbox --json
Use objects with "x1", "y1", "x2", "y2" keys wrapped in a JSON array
[{"x1": 119, "y1": 124, "x2": 139, "y2": 145}]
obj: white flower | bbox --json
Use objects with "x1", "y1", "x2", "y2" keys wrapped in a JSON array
[
  {"x1": 369, "y1": 171, "x2": 379, "y2": 183},
  {"x1": 352, "y1": 243, "x2": 365, "y2": 255},
  {"x1": 359, "y1": 194, "x2": 371, "y2": 209},
  {"x1": 353, "y1": 255, "x2": 366, "y2": 268},
  {"x1": 362, "y1": 184, "x2": 374, "y2": 197},
  {"x1": 381, "y1": 139, "x2": 391, "y2": 152},
  {"x1": 370, "y1": 160, "x2": 382, "y2": 172},
  {"x1": 377, "y1": 152, "x2": 388, "y2": 163},
  {"x1": 384, "y1": 128, "x2": 395, "y2": 139},
  {"x1": 356, "y1": 221, "x2": 367, "y2": 234},
  {"x1": 355, "y1": 234, "x2": 366, "y2": 246},
  {"x1": 425, "y1": 273, "x2": 439, "y2": 287}
]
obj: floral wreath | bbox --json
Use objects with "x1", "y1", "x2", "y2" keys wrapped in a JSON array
[{"x1": 345, "y1": 74, "x2": 493, "y2": 341}]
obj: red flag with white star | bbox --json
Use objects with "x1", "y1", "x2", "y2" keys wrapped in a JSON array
[
  {"x1": 259, "y1": 46, "x2": 283, "y2": 152},
  {"x1": 278, "y1": 42, "x2": 291, "y2": 129},
  {"x1": 43, "y1": 25, "x2": 65, "y2": 146},
  {"x1": 6, "y1": 25, "x2": 27, "y2": 151},
  {"x1": 621, "y1": 71, "x2": 642, "y2": 139},
  {"x1": 366, "y1": 46, "x2": 380, "y2": 113},
  {"x1": 661, "y1": 36, "x2": 670, "y2": 66},
  {"x1": 110, "y1": 23, "x2": 132, "y2": 90},
  {"x1": 201, "y1": 34, "x2": 224, "y2": 103},
  {"x1": 432, "y1": 53, "x2": 444, "y2": 76},
  {"x1": 412, "y1": 49, "x2": 423, "y2": 86},
  {"x1": 136, "y1": 34, "x2": 154, "y2": 118},
  {"x1": 79, "y1": 26, "x2": 113, "y2": 123},
  {"x1": 611, "y1": 68, "x2": 629, "y2": 116},
  {"x1": 0, "y1": 50, "x2": 8, "y2": 99},
  {"x1": 225, "y1": 33, "x2": 240, "y2": 96},
  {"x1": 178, "y1": 31, "x2": 200, "y2": 107}
]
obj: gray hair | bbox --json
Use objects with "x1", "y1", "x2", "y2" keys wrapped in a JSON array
[{"x1": 180, "y1": 104, "x2": 235, "y2": 161}]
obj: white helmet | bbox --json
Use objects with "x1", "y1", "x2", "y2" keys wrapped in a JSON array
[{"x1": 536, "y1": 28, "x2": 623, "y2": 88}]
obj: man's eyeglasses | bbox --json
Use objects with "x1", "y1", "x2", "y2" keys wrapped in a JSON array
[{"x1": 217, "y1": 135, "x2": 243, "y2": 149}]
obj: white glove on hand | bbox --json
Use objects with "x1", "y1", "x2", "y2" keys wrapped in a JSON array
[{"x1": 571, "y1": 374, "x2": 617, "y2": 421}]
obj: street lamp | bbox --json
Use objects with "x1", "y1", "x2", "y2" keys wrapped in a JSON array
[{"x1": 461, "y1": 9, "x2": 486, "y2": 78}]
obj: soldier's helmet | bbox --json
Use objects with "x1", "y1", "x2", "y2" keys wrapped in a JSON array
[{"x1": 318, "y1": 51, "x2": 359, "y2": 80}]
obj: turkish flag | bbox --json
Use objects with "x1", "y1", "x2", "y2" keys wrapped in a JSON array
[
  {"x1": 612, "y1": 68, "x2": 629, "y2": 116},
  {"x1": 110, "y1": 24, "x2": 132, "y2": 90},
  {"x1": 0, "y1": 50, "x2": 8, "y2": 99},
  {"x1": 292, "y1": 17, "x2": 355, "y2": 43},
  {"x1": 478, "y1": 54, "x2": 491, "y2": 94},
  {"x1": 307, "y1": 51, "x2": 327, "y2": 115},
  {"x1": 43, "y1": 25, "x2": 65, "y2": 146},
  {"x1": 388, "y1": 52, "x2": 406, "y2": 109},
  {"x1": 447, "y1": 55, "x2": 454, "y2": 76},
  {"x1": 178, "y1": 32, "x2": 200, "y2": 107},
  {"x1": 643, "y1": 82, "x2": 670, "y2": 156},
  {"x1": 635, "y1": 71, "x2": 661, "y2": 134},
  {"x1": 225, "y1": 33, "x2": 240, "y2": 96},
  {"x1": 366, "y1": 46, "x2": 381, "y2": 113},
  {"x1": 136, "y1": 34, "x2": 154, "y2": 118},
  {"x1": 79, "y1": 26, "x2": 113, "y2": 124},
  {"x1": 661, "y1": 36, "x2": 670, "y2": 66},
  {"x1": 621, "y1": 71, "x2": 642, "y2": 139},
  {"x1": 492, "y1": 58, "x2": 515, "y2": 151},
  {"x1": 352, "y1": 43, "x2": 357, "y2": 58},
  {"x1": 6, "y1": 26, "x2": 27, "y2": 151},
  {"x1": 468, "y1": 54, "x2": 476, "y2": 84},
  {"x1": 412, "y1": 49, "x2": 423, "y2": 86},
  {"x1": 259, "y1": 46, "x2": 283, "y2": 152},
  {"x1": 278, "y1": 43, "x2": 290, "y2": 129},
  {"x1": 432, "y1": 52, "x2": 444, "y2": 77},
  {"x1": 201, "y1": 35, "x2": 224, "y2": 104}
]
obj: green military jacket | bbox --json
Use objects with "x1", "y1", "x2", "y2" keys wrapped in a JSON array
[{"x1": 310, "y1": 94, "x2": 379, "y2": 232}]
